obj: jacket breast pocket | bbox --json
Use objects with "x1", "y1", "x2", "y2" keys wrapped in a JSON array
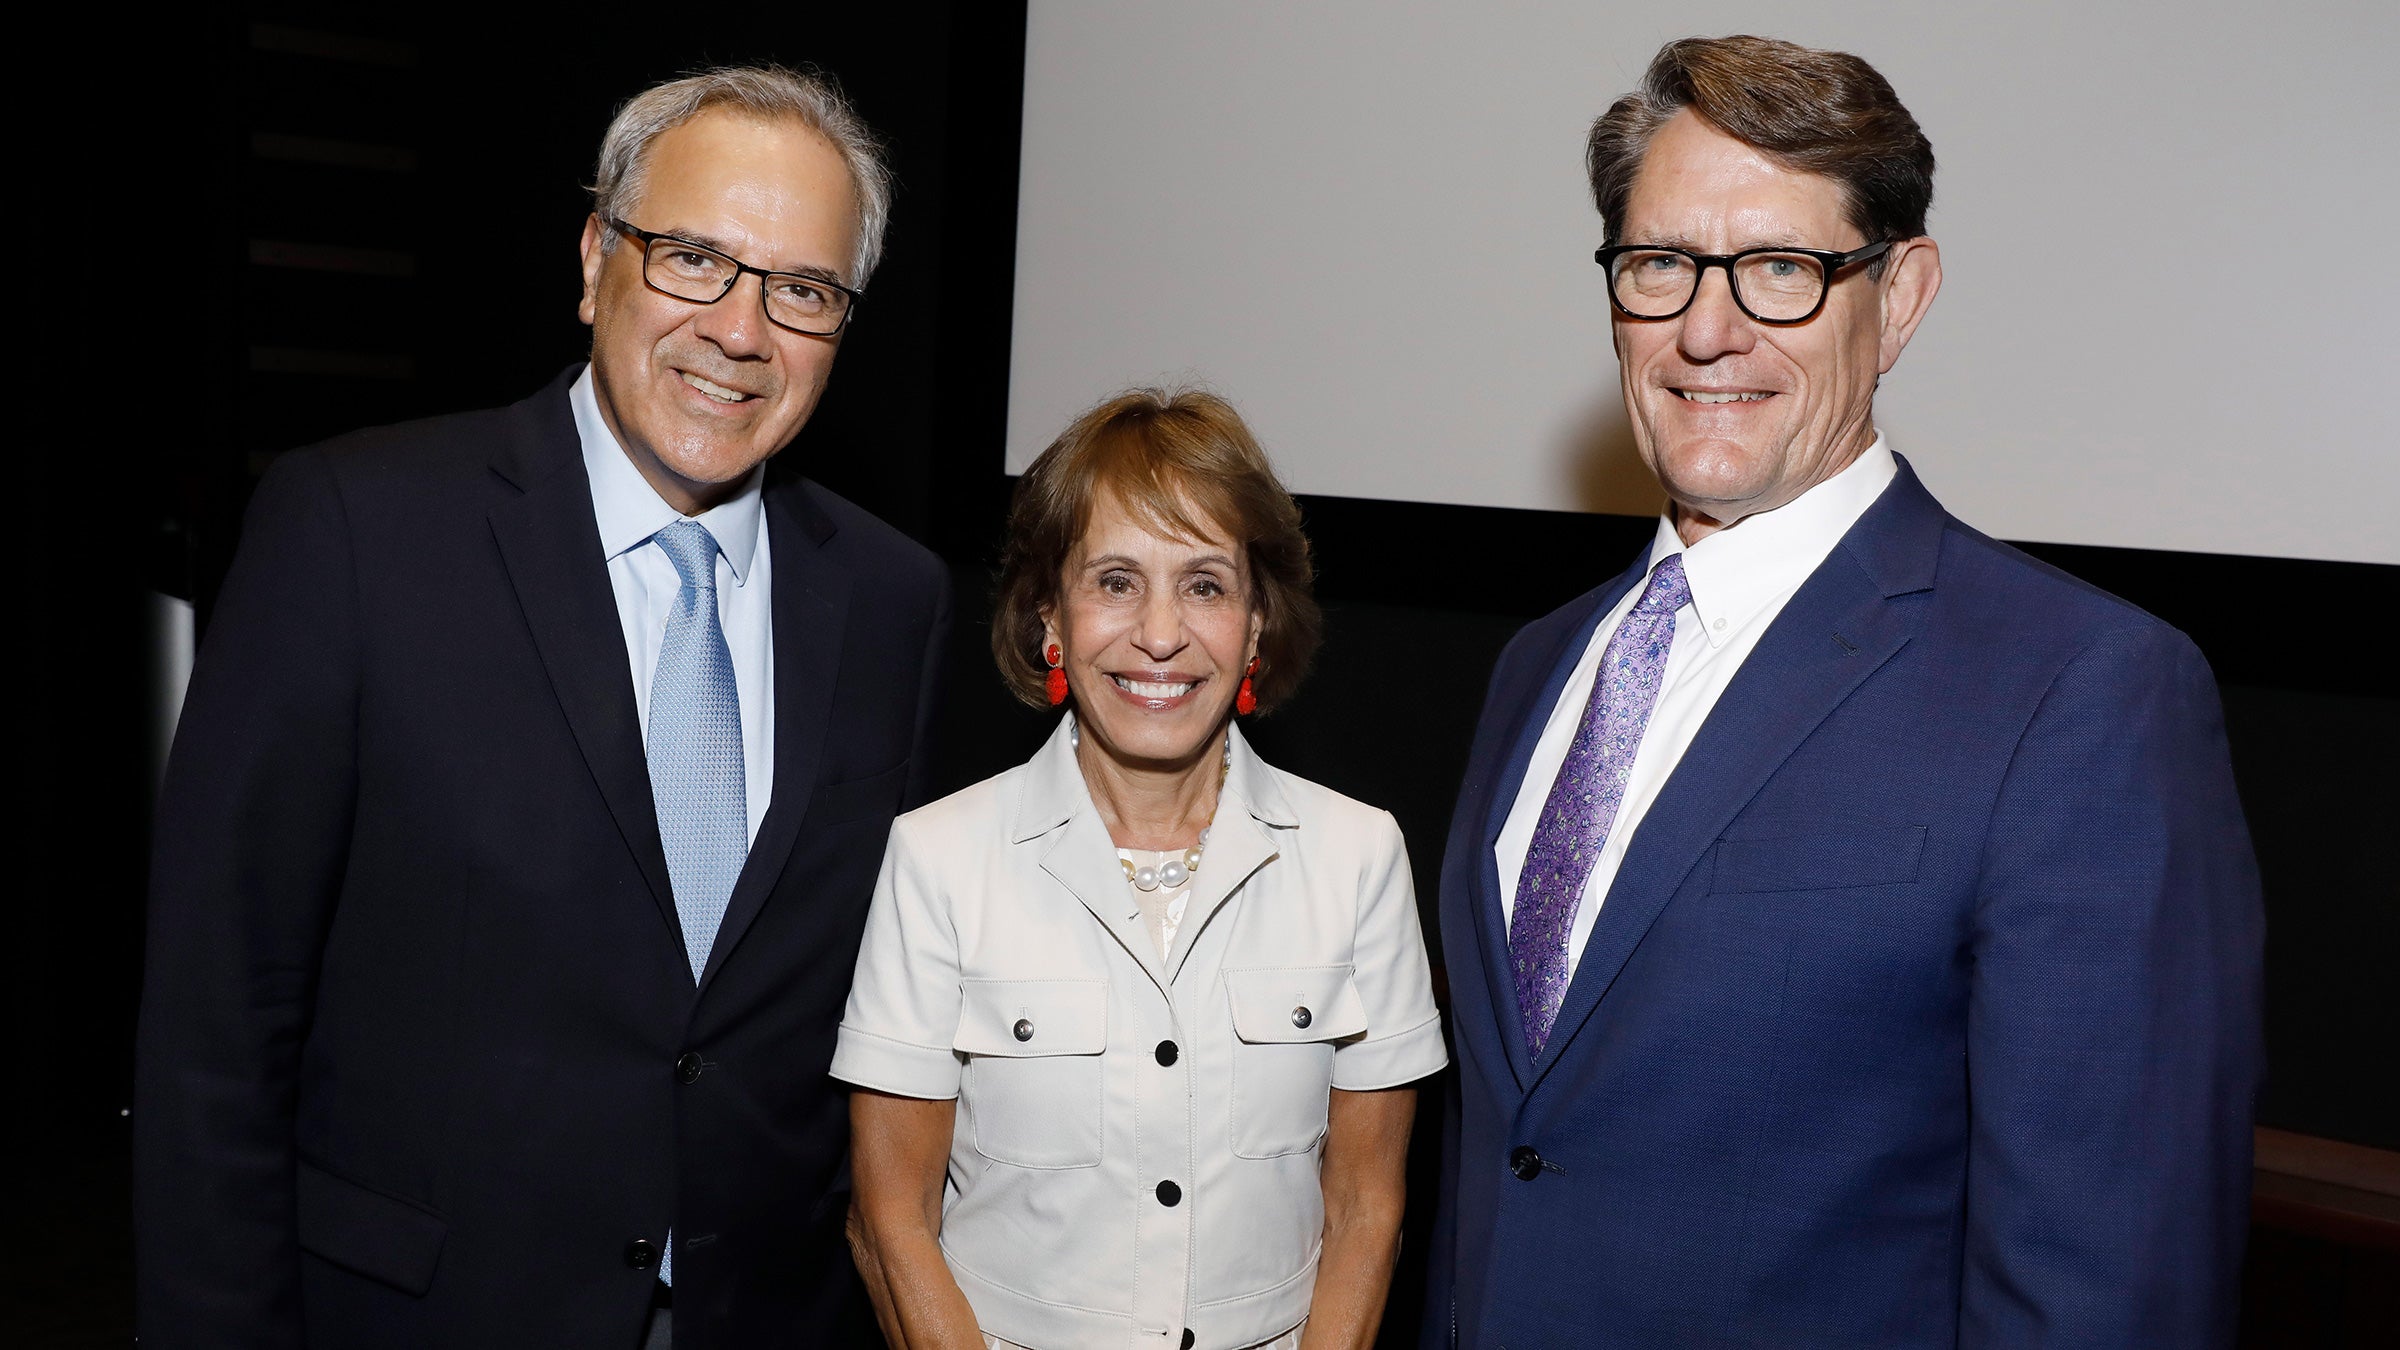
[
  {"x1": 953, "y1": 978, "x2": 1108, "y2": 1169},
  {"x1": 1711, "y1": 824, "x2": 1927, "y2": 895},
  {"x1": 1224, "y1": 965, "x2": 1368, "y2": 1159}
]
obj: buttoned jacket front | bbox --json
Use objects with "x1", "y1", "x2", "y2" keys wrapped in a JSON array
[{"x1": 835, "y1": 715, "x2": 1446, "y2": 1350}]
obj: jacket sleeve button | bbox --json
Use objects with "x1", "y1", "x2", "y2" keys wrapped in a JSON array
[{"x1": 1013, "y1": 1018, "x2": 1034, "y2": 1042}]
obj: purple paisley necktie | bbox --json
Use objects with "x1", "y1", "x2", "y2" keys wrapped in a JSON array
[{"x1": 1509, "y1": 553, "x2": 1690, "y2": 1055}]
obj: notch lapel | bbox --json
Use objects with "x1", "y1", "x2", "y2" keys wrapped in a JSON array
[
  {"x1": 698, "y1": 482, "x2": 845, "y2": 992},
  {"x1": 1526, "y1": 469, "x2": 1946, "y2": 1087},
  {"x1": 486, "y1": 404, "x2": 680, "y2": 947},
  {"x1": 1472, "y1": 552, "x2": 1653, "y2": 1090}
]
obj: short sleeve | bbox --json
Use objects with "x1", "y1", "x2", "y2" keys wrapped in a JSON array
[
  {"x1": 1331, "y1": 810, "x2": 1448, "y2": 1090},
  {"x1": 830, "y1": 816, "x2": 966, "y2": 1099}
]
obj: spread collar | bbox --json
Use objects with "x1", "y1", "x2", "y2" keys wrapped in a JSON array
[
  {"x1": 1656, "y1": 433, "x2": 1898, "y2": 650},
  {"x1": 571, "y1": 364, "x2": 765, "y2": 584}
]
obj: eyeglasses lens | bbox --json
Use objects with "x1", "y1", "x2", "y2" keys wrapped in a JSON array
[
  {"x1": 1609, "y1": 250, "x2": 1828, "y2": 322},
  {"x1": 639, "y1": 237, "x2": 849, "y2": 335}
]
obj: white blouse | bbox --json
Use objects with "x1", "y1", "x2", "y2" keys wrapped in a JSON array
[{"x1": 832, "y1": 716, "x2": 1447, "y2": 1350}]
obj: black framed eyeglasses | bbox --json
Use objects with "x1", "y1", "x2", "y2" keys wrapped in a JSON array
[
  {"x1": 1593, "y1": 240, "x2": 1895, "y2": 324},
  {"x1": 608, "y1": 217, "x2": 860, "y2": 336}
]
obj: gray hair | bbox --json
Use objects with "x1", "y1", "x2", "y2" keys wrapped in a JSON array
[{"x1": 591, "y1": 64, "x2": 893, "y2": 289}]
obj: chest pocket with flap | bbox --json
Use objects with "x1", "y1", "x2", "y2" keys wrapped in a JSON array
[
  {"x1": 1224, "y1": 965, "x2": 1368, "y2": 1159},
  {"x1": 954, "y1": 978, "x2": 1108, "y2": 1169}
]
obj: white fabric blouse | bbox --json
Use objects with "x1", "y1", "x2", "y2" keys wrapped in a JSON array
[{"x1": 833, "y1": 715, "x2": 1447, "y2": 1350}]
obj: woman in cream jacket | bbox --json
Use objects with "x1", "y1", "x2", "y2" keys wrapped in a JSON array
[{"x1": 834, "y1": 389, "x2": 1446, "y2": 1350}]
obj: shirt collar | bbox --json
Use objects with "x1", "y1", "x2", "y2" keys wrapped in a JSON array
[
  {"x1": 1010, "y1": 713, "x2": 1299, "y2": 845},
  {"x1": 570, "y1": 364, "x2": 764, "y2": 584},
  {"x1": 1651, "y1": 433, "x2": 1899, "y2": 649}
]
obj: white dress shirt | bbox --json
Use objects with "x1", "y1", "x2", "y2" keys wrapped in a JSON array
[
  {"x1": 571, "y1": 366, "x2": 775, "y2": 844},
  {"x1": 1496, "y1": 436, "x2": 1898, "y2": 977}
]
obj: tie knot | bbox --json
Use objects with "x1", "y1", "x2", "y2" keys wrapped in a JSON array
[
  {"x1": 653, "y1": 519, "x2": 722, "y2": 591},
  {"x1": 1633, "y1": 553, "x2": 1691, "y2": 616}
]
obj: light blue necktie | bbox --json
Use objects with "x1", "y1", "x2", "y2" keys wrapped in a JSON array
[
  {"x1": 647, "y1": 519, "x2": 747, "y2": 985},
  {"x1": 1509, "y1": 554, "x2": 1689, "y2": 1055},
  {"x1": 649, "y1": 520, "x2": 746, "y2": 1289}
]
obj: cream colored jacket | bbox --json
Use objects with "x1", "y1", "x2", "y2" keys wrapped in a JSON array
[{"x1": 832, "y1": 716, "x2": 1447, "y2": 1350}]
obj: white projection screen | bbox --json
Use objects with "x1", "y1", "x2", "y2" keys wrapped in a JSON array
[{"x1": 1006, "y1": 1, "x2": 2400, "y2": 566}]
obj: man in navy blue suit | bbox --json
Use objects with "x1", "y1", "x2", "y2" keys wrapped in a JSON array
[
  {"x1": 1425, "y1": 36, "x2": 2262, "y2": 1348},
  {"x1": 137, "y1": 68, "x2": 947, "y2": 1348}
]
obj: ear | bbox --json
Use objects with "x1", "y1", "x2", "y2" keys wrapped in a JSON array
[
  {"x1": 577, "y1": 215, "x2": 606, "y2": 327},
  {"x1": 1246, "y1": 605, "x2": 1264, "y2": 665},
  {"x1": 1875, "y1": 236, "x2": 1943, "y2": 375},
  {"x1": 1038, "y1": 605, "x2": 1059, "y2": 655}
]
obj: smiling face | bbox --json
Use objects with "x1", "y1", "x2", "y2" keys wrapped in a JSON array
[
  {"x1": 1613, "y1": 109, "x2": 1940, "y2": 541},
  {"x1": 1044, "y1": 489, "x2": 1264, "y2": 774},
  {"x1": 578, "y1": 108, "x2": 860, "y2": 515}
]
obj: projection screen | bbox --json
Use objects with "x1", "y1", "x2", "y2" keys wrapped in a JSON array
[{"x1": 1006, "y1": 0, "x2": 2400, "y2": 565}]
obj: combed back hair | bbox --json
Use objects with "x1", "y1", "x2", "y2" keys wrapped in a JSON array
[
  {"x1": 1587, "y1": 35, "x2": 1935, "y2": 270},
  {"x1": 591, "y1": 64, "x2": 893, "y2": 288},
  {"x1": 992, "y1": 388, "x2": 1322, "y2": 715}
]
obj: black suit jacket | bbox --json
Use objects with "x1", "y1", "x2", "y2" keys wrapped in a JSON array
[{"x1": 135, "y1": 368, "x2": 952, "y2": 1349}]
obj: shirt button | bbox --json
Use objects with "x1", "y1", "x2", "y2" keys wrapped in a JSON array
[
  {"x1": 675, "y1": 1051, "x2": 704, "y2": 1084},
  {"x1": 1509, "y1": 1146, "x2": 1544, "y2": 1181},
  {"x1": 1156, "y1": 1179, "x2": 1182, "y2": 1207},
  {"x1": 1290, "y1": 1006, "x2": 1312, "y2": 1029},
  {"x1": 1013, "y1": 1018, "x2": 1034, "y2": 1042},
  {"x1": 1154, "y1": 1039, "x2": 1179, "y2": 1066},
  {"x1": 624, "y1": 1237, "x2": 660, "y2": 1269}
]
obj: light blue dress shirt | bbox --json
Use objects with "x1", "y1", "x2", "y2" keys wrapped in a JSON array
[{"x1": 571, "y1": 365, "x2": 774, "y2": 846}]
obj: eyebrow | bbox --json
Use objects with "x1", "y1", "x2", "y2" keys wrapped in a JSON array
[
  {"x1": 1083, "y1": 552, "x2": 1242, "y2": 572},
  {"x1": 650, "y1": 226, "x2": 846, "y2": 284},
  {"x1": 1633, "y1": 231, "x2": 1821, "y2": 252}
]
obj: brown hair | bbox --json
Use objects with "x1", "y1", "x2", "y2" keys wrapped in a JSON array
[
  {"x1": 1586, "y1": 35, "x2": 1935, "y2": 265},
  {"x1": 992, "y1": 388, "x2": 1321, "y2": 714}
]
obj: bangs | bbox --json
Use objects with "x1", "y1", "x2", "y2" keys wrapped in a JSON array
[{"x1": 1075, "y1": 414, "x2": 1250, "y2": 551}]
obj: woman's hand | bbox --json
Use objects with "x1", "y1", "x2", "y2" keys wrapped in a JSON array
[
  {"x1": 848, "y1": 1088, "x2": 985, "y2": 1349},
  {"x1": 1299, "y1": 1086, "x2": 1418, "y2": 1350}
]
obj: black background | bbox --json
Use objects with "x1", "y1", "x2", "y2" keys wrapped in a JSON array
[{"x1": 22, "y1": 3, "x2": 2397, "y2": 1343}]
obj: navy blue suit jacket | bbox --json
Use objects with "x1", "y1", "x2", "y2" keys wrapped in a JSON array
[
  {"x1": 1425, "y1": 460, "x2": 2262, "y2": 1348},
  {"x1": 136, "y1": 369, "x2": 950, "y2": 1349}
]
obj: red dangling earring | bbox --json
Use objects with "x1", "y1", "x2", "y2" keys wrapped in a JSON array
[
  {"x1": 1045, "y1": 643, "x2": 1068, "y2": 706},
  {"x1": 1235, "y1": 658, "x2": 1259, "y2": 716}
]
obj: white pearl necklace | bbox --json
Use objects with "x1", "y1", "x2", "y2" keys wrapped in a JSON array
[
  {"x1": 1119, "y1": 828, "x2": 1209, "y2": 891},
  {"x1": 1077, "y1": 715, "x2": 1232, "y2": 892}
]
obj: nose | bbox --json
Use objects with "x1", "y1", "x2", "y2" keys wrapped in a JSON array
[
  {"x1": 687, "y1": 274, "x2": 776, "y2": 358},
  {"x1": 1130, "y1": 587, "x2": 1188, "y2": 660},
  {"x1": 1676, "y1": 263, "x2": 1757, "y2": 362}
]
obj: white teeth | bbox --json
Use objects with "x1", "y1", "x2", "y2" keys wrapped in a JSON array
[
  {"x1": 1114, "y1": 677, "x2": 1194, "y2": 699},
  {"x1": 1677, "y1": 390, "x2": 1771, "y2": 404},
  {"x1": 681, "y1": 371, "x2": 748, "y2": 402}
]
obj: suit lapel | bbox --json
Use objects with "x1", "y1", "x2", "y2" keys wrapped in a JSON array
[
  {"x1": 697, "y1": 480, "x2": 846, "y2": 992},
  {"x1": 1472, "y1": 551, "x2": 1653, "y2": 1090},
  {"x1": 486, "y1": 383, "x2": 680, "y2": 946},
  {"x1": 1526, "y1": 465, "x2": 1946, "y2": 1086}
]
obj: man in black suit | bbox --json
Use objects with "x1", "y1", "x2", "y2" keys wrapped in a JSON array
[{"x1": 134, "y1": 66, "x2": 949, "y2": 1349}]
